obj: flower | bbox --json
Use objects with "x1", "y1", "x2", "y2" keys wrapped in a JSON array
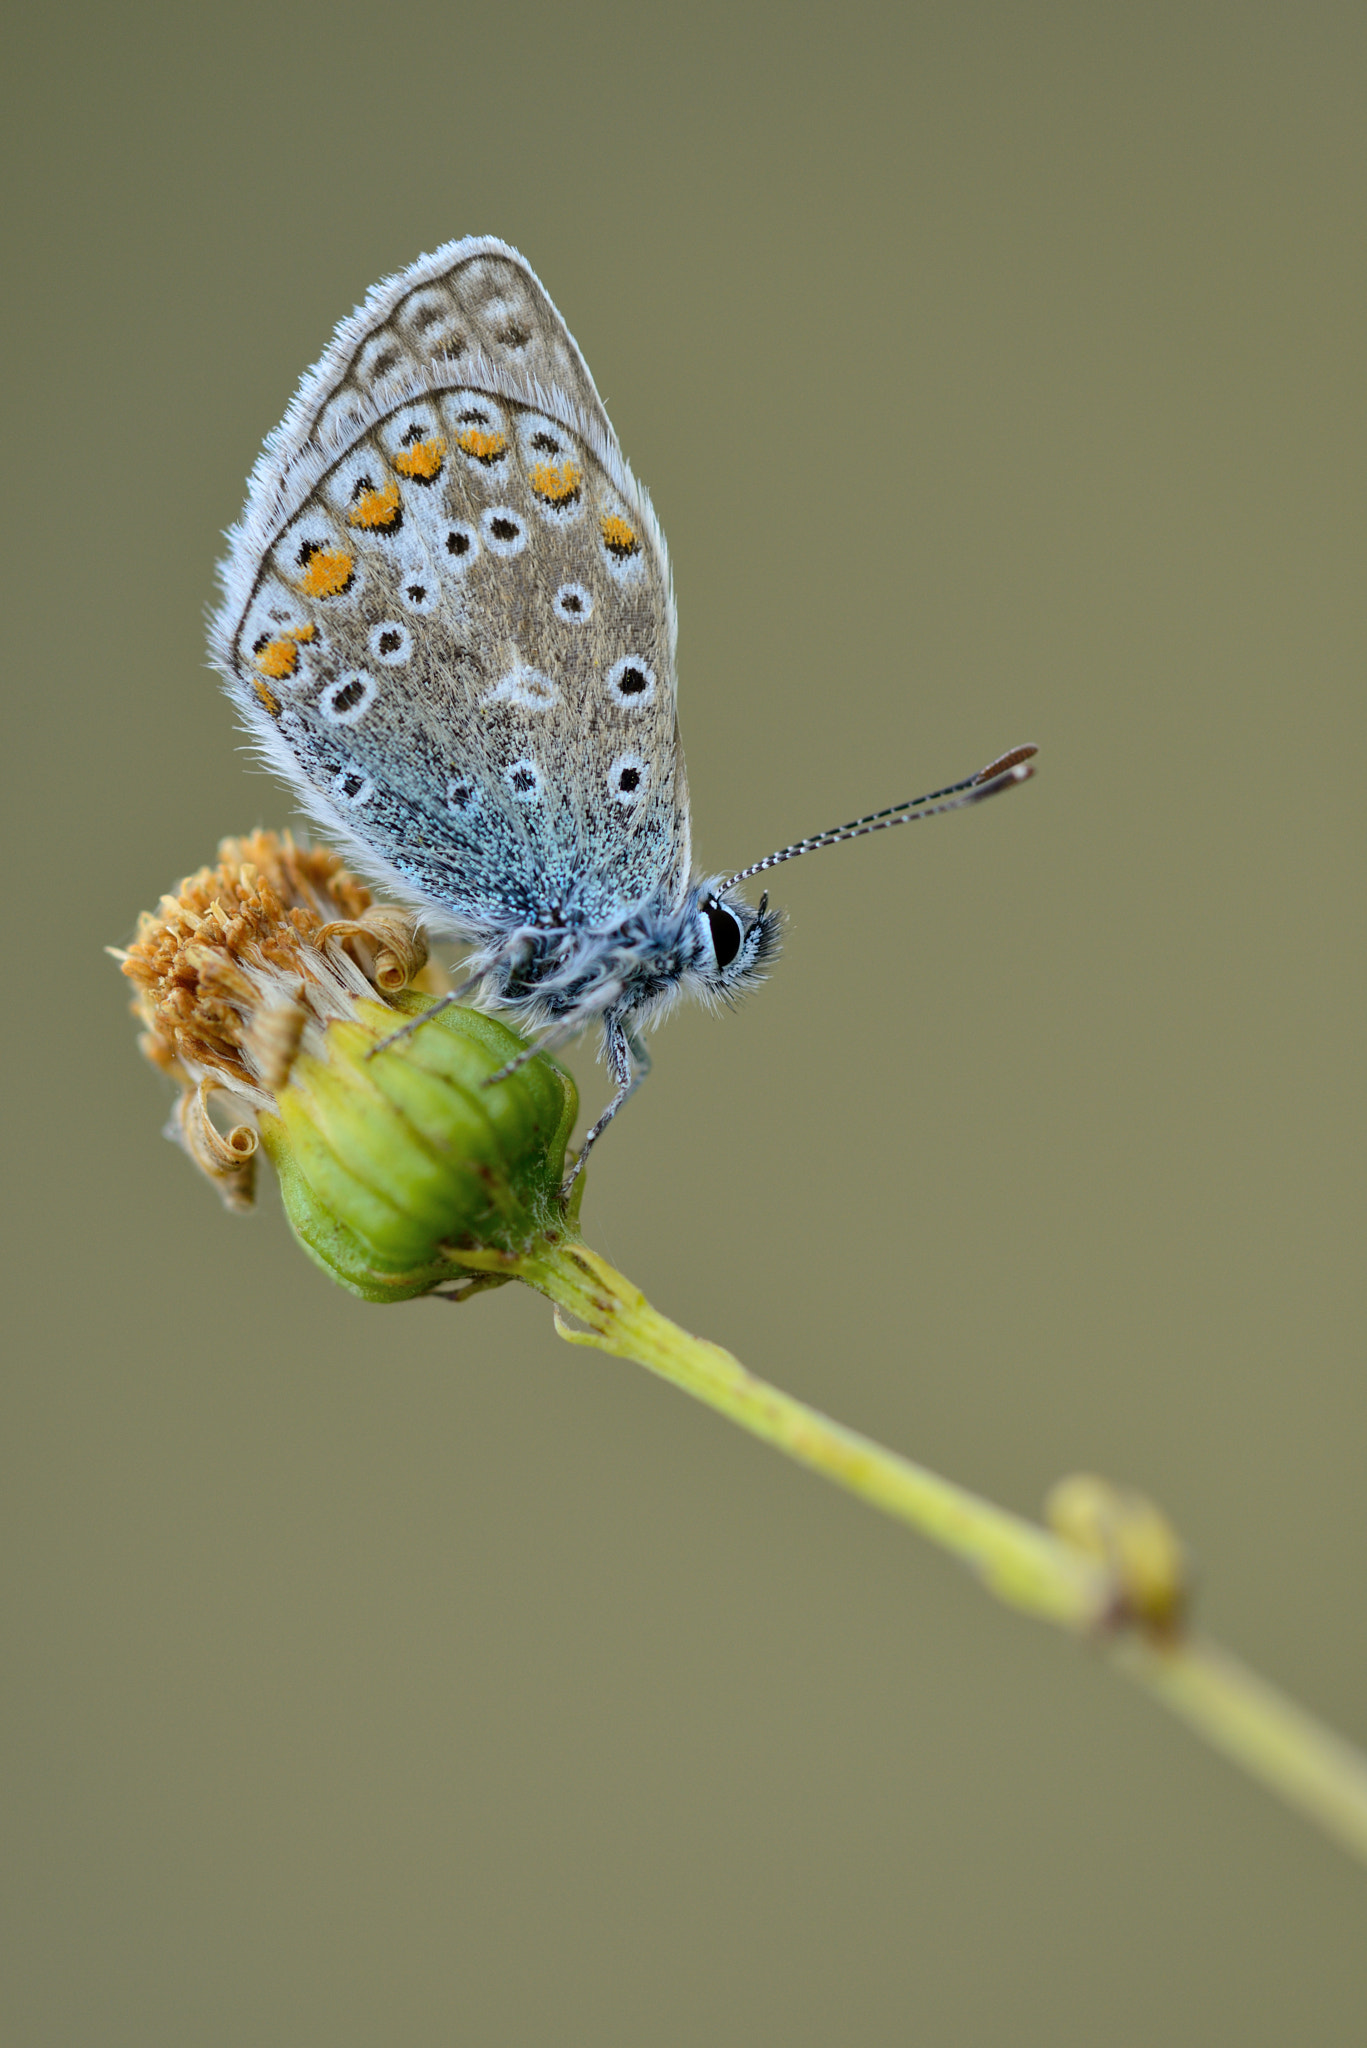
[{"x1": 115, "y1": 832, "x2": 578, "y2": 1300}]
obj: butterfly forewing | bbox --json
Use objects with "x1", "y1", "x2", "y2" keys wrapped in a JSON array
[{"x1": 214, "y1": 238, "x2": 686, "y2": 935}]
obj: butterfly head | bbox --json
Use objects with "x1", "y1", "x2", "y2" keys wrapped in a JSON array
[{"x1": 688, "y1": 883, "x2": 783, "y2": 1003}]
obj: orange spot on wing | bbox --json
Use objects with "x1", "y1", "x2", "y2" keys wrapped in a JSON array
[
  {"x1": 289, "y1": 623, "x2": 315, "y2": 643},
  {"x1": 254, "y1": 638, "x2": 300, "y2": 680},
  {"x1": 600, "y1": 514, "x2": 640, "y2": 558},
  {"x1": 457, "y1": 427, "x2": 507, "y2": 463},
  {"x1": 297, "y1": 549, "x2": 354, "y2": 598},
  {"x1": 393, "y1": 436, "x2": 446, "y2": 480},
  {"x1": 348, "y1": 481, "x2": 402, "y2": 530},
  {"x1": 253, "y1": 677, "x2": 281, "y2": 717},
  {"x1": 530, "y1": 460, "x2": 583, "y2": 504}
]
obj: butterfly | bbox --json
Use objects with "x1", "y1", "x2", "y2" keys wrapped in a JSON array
[{"x1": 210, "y1": 236, "x2": 1034, "y2": 1182}]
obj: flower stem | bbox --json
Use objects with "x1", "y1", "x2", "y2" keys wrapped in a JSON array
[
  {"x1": 1115, "y1": 1634, "x2": 1367, "y2": 1864},
  {"x1": 478, "y1": 1235, "x2": 1367, "y2": 1868},
  {"x1": 517, "y1": 1238, "x2": 1108, "y2": 1626}
]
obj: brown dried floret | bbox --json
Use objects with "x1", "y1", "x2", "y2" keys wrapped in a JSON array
[{"x1": 113, "y1": 831, "x2": 428, "y2": 1204}]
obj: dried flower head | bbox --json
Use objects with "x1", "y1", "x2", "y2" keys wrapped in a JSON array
[
  {"x1": 116, "y1": 832, "x2": 427, "y2": 1207},
  {"x1": 116, "y1": 832, "x2": 577, "y2": 1298}
]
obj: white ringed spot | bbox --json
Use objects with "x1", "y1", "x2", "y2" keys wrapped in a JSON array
[
  {"x1": 605, "y1": 655, "x2": 656, "y2": 709},
  {"x1": 331, "y1": 764, "x2": 374, "y2": 805},
  {"x1": 608, "y1": 753, "x2": 650, "y2": 807},
  {"x1": 368, "y1": 621, "x2": 412, "y2": 665},
  {"x1": 320, "y1": 670, "x2": 378, "y2": 725},
  {"x1": 553, "y1": 581, "x2": 594, "y2": 623},
  {"x1": 504, "y1": 758, "x2": 543, "y2": 803},
  {"x1": 481, "y1": 506, "x2": 527, "y2": 557},
  {"x1": 445, "y1": 776, "x2": 482, "y2": 815},
  {"x1": 442, "y1": 522, "x2": 479, "y2": 572}
]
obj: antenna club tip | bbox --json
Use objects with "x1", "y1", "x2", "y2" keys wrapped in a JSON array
[{"x1": 974, "y1": 743, "x2": 1039, "y2": 787}]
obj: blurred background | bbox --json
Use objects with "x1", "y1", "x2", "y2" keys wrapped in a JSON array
[{"x1": 4, "y1": 2, "x2": 1365, "y2": 2040}]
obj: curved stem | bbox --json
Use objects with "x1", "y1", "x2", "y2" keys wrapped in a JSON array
[
  {"x1": 490, "y1": 1235, "x2": 1367, "y2": 1869},
  {"x1": 514, "y1": 1240, "x2": 1113, "y2": 1628}
]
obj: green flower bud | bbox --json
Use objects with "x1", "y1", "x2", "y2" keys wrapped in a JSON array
[{"x1": 263, "y1": 994, "x2": 576, "y2": 1300}]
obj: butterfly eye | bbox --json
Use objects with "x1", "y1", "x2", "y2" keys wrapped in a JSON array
[{"x1": 704, "y1": 900, "x2": 742, "y2": 970}]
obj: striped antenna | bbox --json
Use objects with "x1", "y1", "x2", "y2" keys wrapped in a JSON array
[{"x1": 717, "y1": 745, "x2": 1038, "y2": 893}]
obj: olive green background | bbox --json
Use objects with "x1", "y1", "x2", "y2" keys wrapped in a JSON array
[{"x1": 4, "y1": 2, "x2": 1365, "y2": 2040}]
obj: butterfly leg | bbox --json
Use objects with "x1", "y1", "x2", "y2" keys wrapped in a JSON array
[
  {"x1": 481, "y1": 1012, "x2": 586, "y2": 1089},
  {"x1": 365, "y1": 931, "x2": 535, "y2": 1059},
  {"x1": 366, "y1": 982, "x2": 478, "y2": 1058},
  {"x1": 562, "y1": 1018, "x2": 651, "y2": 1194}
]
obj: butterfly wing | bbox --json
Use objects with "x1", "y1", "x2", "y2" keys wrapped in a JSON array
[{"x1": 211, "y1": 238, "x2": 688, "y2": 935}]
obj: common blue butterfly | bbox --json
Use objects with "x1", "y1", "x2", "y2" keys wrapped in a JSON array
[{"x1": 211, "y1": 237, "x2": 1033, "y2": 1181}]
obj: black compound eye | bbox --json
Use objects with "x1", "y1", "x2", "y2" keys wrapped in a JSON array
[{"x1": 704, "y1": 901, "x2": 743, "y2": 970}]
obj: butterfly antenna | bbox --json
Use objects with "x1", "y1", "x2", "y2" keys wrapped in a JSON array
[{"x1": 717, "y1": 745, "x2": 1038, "y2": 893}]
